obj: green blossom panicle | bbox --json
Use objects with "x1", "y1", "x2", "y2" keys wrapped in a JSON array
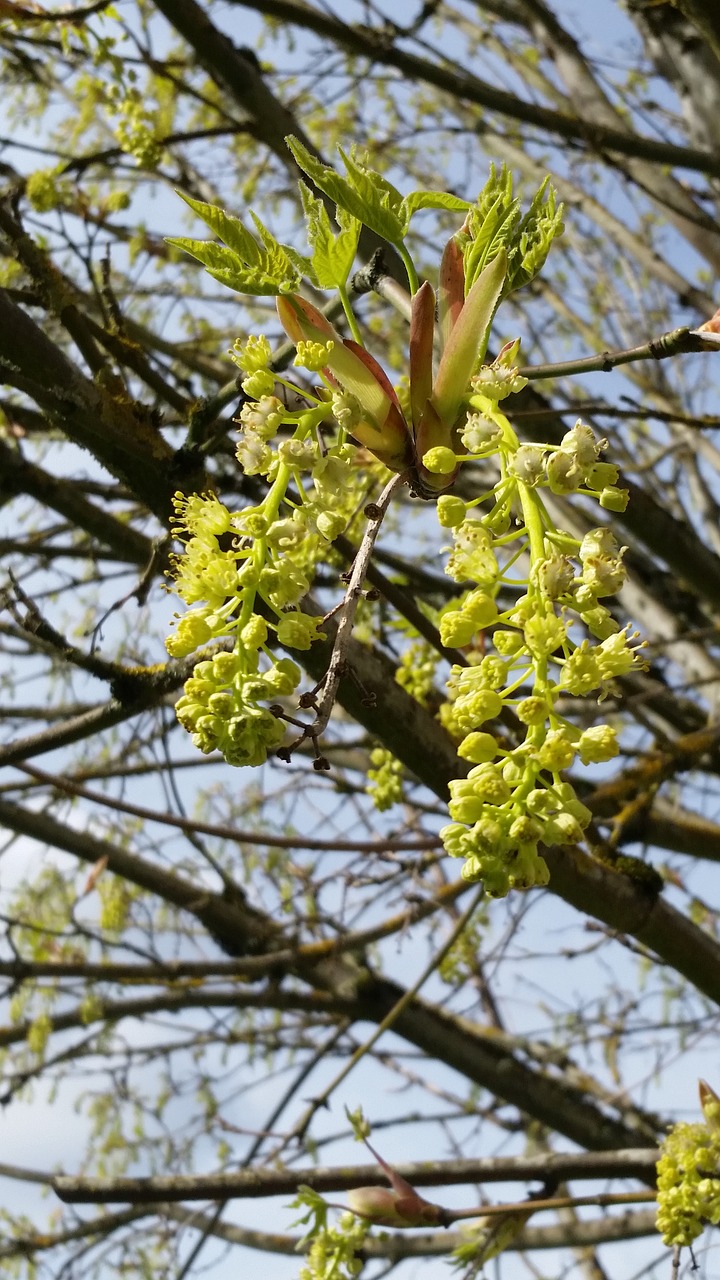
[
  {"x1": 166, "y1": 144, "x2": 640, "y2": 901},
  {"x1": 166, "y1": 367, "x2": 370, "y2": 766},
  {"x1": 656, "y1": 1122, "x2": 720, "y2": 1246},
  {"x1": 436, "y1": 401, "x2": 644, "y2": 896},
  {"x1": 367, "y1": 746, "x2": 404, "y2": 811},
  {"x1": 656, "y1": 1081, "x2": 720, "y2": 1248}
]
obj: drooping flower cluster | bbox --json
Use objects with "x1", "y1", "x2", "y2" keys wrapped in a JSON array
[
  {"x1": 656, "y1": 1122, "x2": 720, "y2": 1246},
  {"x1": 431, "y1": 398, "x2": 644, "y2": 896},
  {"x1": 656, "y1": 1084, "x2": 720, "y2": 1247},
  {"x1": 165, "y1": 339, "x2": 374, "y2": 765},
  {"x1": 166, "y1": 141, "x2": 641, "y2": 898}
]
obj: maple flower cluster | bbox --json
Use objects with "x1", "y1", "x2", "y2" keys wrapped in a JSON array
[
  {"x1": 166, "y1": 339, "x2": 373, "y2": 766},
  {"x1": 432, "y1": 394, "x2": 644, "y2": 895},
  {"x1": 656, "y1": 1083, "x2": 720, "y2": 1247},
  {"x1": 165, "y1": 141, "x2": 644, "y2": 897}
]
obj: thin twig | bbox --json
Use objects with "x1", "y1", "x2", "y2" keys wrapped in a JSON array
[
  {"x1": 519, "y1": 327, "x2": 716, "y2": 383},
  {"x1": 274, "y1": 884, "x2": 486, "y2": 1147},
  {"x1": 281, "y1": 469, "x2": 407, "y2": 761}
]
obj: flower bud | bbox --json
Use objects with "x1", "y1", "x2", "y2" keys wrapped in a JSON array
[
  {"x1": 509, "y1": 813, "x2": 544, "y2": 843},
  {"x1": 493, "y1": 629, "x2": 524, "y2": 656},
  {"x1": 458, "y1": 731, "x2": 499, "y2": 764},
  {"x1": 422, "y1": 446, "x2": 457, "y2": 475},
  {"x1": 584, "y1": 461, "x2": 619, "y2": 491},
  {"x1": 440, "y1": 611, "x2": 477, "y2": 648},
  {"x1": 544, "y1": 811, "x2": 585, "y2": 844},
  {"x1": 316, "y1": 509, "x2": 347, "y2": 541},
  {"x1": 578, "y1": 725, "x2": 619, "y2": 764},
  {"x1": 516, "y1": 696, "x2": 547, "y2": 725},
  {"x1": 599, "y1": 486, "x2": 630, "y2": 512},
  {"x1": 241, "y1": 369, "x2": 276, "y2": 399},
  {"x1": 240, "y1": 615, "x2": 268, "y2": 651},
  {"x1": 536, "y1": 730, "x2": 576, "y2": 771},
  {"x1": 464, "y1": 591, "x2": 499, "y2": 628},
  {"x1": 276, "y1": 613, "x2": 326, "y2": 650},
  {"x1": 437, "y1": 495, "x2": 467, "y2": 527}
]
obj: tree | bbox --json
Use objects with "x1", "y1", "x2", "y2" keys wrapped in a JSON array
[{"x1": 2, "y1": 0, "x2": 720, "y2": 1276}]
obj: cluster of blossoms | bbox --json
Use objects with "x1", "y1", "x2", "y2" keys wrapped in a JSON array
[
  {"x1": 367, "y1": 746, "x2": 405, "y2": 811},
  {"x1": 656, "y1": 1085, "x2": 720, "y2": 1247},
  {"x1": 166, "y1": 338, "x2": 374, "y2": 766},
  {"x1": 292, "y1": 1186, "x2": 368, "y2": 1280},
  {"x1": 298, "y1": 1212, "x2": 367, "y2": 1280},
  {"x1": 107, "y1": 82, "x2": 164, "y2": 168},
  {"x1": 167, "y1": 145, "x2": 642, "y2": 898},
  {"x1": 427, "y1": 399, "x2": 645, "y2": 896}
]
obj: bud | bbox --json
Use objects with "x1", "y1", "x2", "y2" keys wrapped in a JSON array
[
  {"x1": 422, "y1": 446, "x2": 457, "y2": 475},
  {"x1": 700, "y1": 1080, "x2": 720, "y2": 1133},
  {"x1": 458, "y1": 731, "x2": 498, "y2": 764},
  {"x1": 437, "y1": 495, "x2": 467, "y2": 527}
]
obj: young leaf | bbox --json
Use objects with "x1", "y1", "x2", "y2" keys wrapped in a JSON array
[
  {"x1": 338, "y1": 145, "x2": 405, "y2": 243},
  {"x1": 168, "y1": 193, "x2": 306, "y2": 296},
  {"x1": 433, "y1": 249, "x2": 507, "y2": 426},
  {"x1": 176, "y1": 192, "x2": 263, "y2": 264},
  {"x1": 400, "y1": 189, "x2": 470, "y2": 226},
  {"x1": 299, "y1": 182, "x2": 360, "y2": 288},
  {"x1": 164, "y1": 238, "x2": 292, "y2": 296},
  {"x1": 287, "y1": 136, "x2": 405, "y2": 245}
]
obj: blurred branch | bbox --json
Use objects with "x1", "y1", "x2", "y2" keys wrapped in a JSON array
[{"x1": 52, "y1": 1147, "x2": 660, "y2": 1203}]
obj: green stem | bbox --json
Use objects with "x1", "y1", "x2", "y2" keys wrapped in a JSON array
[
  {"x1": 338, "y1": 284, "x2": 363, "y2": 345},
  {"x1": 398, "y1": 242, "x2": 420, "y2": 295},
  {"x1": 516, "y1": 478, "x2": 550, "y2": 699}
]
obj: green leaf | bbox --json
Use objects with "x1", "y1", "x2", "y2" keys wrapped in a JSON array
[
  {"x1": 459, "y1": 167, "x2": 564, "y2": 300},
  {"x1": 400, "y1": 189, "x2": 470, "y2": 225},
  {"x1": 168, "y1": 193, "x2": 306, "y2": 295},
  {"x1": 289, "y1": 1186, "x2": 329, "y2": 1247},
  {"x1": 176, "y1": 192, "x2": 263, "y2": 265},
  {"x1": 508, "y1": 178, "x2": 564, "y2": 293},
  {"x1": 299, "y1": 182, "x2": 360, "y2": 288},
  {"x1": 337, "y1": 146, "x2": 405, "y2": 243},
  {"x1": 165, "y1": 238, "x2": 295, "y2": 296},
  {"x1": 287, "y1": 135, "x2": 405, "y2": 245}
]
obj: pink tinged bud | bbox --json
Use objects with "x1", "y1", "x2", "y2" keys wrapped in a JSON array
[
  {"x1": 409, "y1": 280, "x2": 435, "y2": 429},
  {"x1": 433, "y1": 250, "x2": 507, "y2": 430},
  {"x1": 699, "y1": 1079, "x2": 720, "y2": 1133},
  {"x1": 438, "y1": 234, "x2": 465, "y2": 351},
  {"x1": 277, "y1": 295, "x2": 413, "y2": 472},
  {"x1": 346, "y1": 1185, "x2": 443, "y2": 1228},
  {"x1": 276, "y1": 293, "x2": 335, "y2": 343},
  {"x1": 346, "y1": 1186, "x2": 403, "y2": 1224},
  {"x1": 277, "y1": 295, "x2": 388, "y2": 425}
]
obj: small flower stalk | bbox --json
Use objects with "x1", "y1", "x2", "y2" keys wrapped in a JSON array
[{"x1": 166, "y1": 141, "x2": 644, "y2": 896}]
